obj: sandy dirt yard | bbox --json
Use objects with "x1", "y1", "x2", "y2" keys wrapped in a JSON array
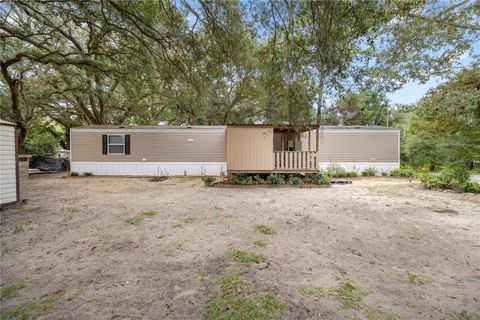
[{"x1": 1, "y1": 174, "x2": 479, "y2": 320}]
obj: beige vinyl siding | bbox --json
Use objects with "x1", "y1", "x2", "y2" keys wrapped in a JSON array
[
  {"x1": 71, "y1": 128, "x2": 226, "y2": 162},
  {"x1": 1, "y1": 125, "x2": 17, "y2": 205},
  {"x1": 302, "y1": 128, "x2": 399, "y2": 163},
  {"x1": 227, "y1": 126, "x2": 274, "y2": 171}
]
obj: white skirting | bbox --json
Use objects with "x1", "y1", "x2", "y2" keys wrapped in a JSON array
[
  {"x1": 71, "y1": 162, "x2": 227, "y2": 176},
  {"x1": 318, "y1": 162, "x2": 400, "y2": 174}
]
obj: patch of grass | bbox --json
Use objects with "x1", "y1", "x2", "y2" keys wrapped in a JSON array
[
  {"x1": 254, "y1": 224, "x2": 276, "y2": 235},
  {"x1": 364, "y1": 307, "x2": 405, "y2": 320},
  {"x1": 13, "y1": 225, "x2": 25, "y2": 234},
  {"x1": 229, "y1": 250, "x2": 266, "y2": 265},
  {"x1": 204, "y1": 269, "x2": 284, "y2": 320},
  {"x1": 3, "y1": 293, "x2": 59, "y2": 319},
  {"x1": 299, "y1": 281, "x2": 403, "y2": 319},
  {"x1": 183, "y1": 216, "x2": 193, "y2": 224},
  {"x1": 457, "y1": 310, "x2": 478, "y2": 320},
  {"x1": 298, "y1": 285, "x2": 327, "y2": 298},
  {"x1": 330, "y1": 281, "x2": 368, "y2": 310},
  {"x1": 254, "y1": 240, "x2": 267, "y2": 247},
  {"x1": 125, "y1": 211, "x2": 158, "y2": 226},
  {"x1": 1, "y1": 279, "x2": 29, "y2": 298},
  {"x1": 406, "y1": 272, "x2": 427, "y2": 285}
]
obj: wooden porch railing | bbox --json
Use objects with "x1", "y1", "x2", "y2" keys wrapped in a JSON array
[{"x1": 273, "y1": 151, "x2": 317, "y2": 171}]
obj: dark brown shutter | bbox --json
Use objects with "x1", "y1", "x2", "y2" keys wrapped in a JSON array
[
  {"x1": 125, "y1": 135, "x2": 130, "y2": 155},
  {"x1": 102, "y1": 135, "x2": 108, "y2": 154}
]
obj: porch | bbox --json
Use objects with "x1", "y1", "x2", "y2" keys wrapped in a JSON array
[
  {"x1": 226, "y1": 125, "x2": 319, "y2": 174},
  {"x1": 273, "y1": 151, "x2": 317, "y2": 172}
]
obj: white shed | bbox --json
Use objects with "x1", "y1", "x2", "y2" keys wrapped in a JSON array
[{"x1": 0, "y1": 119, "x2": 19, "y2": 207}]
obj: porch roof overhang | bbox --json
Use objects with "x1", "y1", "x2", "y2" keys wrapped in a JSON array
[{"x1": 226, "y1": 124, "x2": 319, "y2": 133}]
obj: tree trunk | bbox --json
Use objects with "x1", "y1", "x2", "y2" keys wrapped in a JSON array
[
  {"x1": 476, "y1": 81, "x2": 480, "y2": 119},
  {"x1": 1, "y1": 61, "x2": 27, "y2": 146},
  {"x1": 316, "y1": 66, "x2": 325, "y2": 125}
]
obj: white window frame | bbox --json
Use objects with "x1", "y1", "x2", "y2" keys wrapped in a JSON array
[{"x1": 107, "y1": 134, "x2": 125, "y2": 155}]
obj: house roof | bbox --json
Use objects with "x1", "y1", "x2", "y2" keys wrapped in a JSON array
[
  {"x1": 320, "y1": 125, "x2": 399, "y2": 131},
  {"x1": 0, "y1": 119, "x2": 16, "y2": 126},
  {"x1": 72, "y1": 124, "x2": 398, "y2": 131},
  {"x1": 72, "y1": 125, "x2": 226, "y2": 130}
]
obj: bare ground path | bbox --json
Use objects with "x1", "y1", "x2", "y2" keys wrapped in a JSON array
[{"x1": 1, "y1": 175, "x2": 479, "y2": 319}]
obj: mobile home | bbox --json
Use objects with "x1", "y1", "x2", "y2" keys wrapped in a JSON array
[{"x1": 70, "y1": 125, "x2": 400, "y2": 176}]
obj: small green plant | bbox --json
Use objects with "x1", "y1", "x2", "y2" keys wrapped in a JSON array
[
  {"x1": 461, "y1": 181, "x2": 480, "y2": 193},
  {"x1": 70, "y1": 171, "x2": 79, "y2": 176},
  {"x1": 419, "y1": 173, "x2": 443, "y2": 189},
  {"x1": 253, "y1": 175, "x2": 265, "y2": 184},
  {"x1": 406, "y1": 272, "x2": 427, "y2": 285},
  {"x1": 233, "y1": 176, "x2": 254, "y2": 185},
  {"x1": 4, "y1": 293, "x2": 59, "y2": 319},
  {"x1": 1, "y1": 279, "x2": 28, "y2": 298},
  {"x1": 361, "y1": 168, "x2": 376, "y2": 177},
  {"x1": 125, "y1": 211, "x2": 158, "y2": 226},
  {"x1": 204, "y1": 269, "x2": 284, "y2": 320},
  {"x1": 288, "y1": 175, "x2": 303, "y2": 185},
  {"x1": 389, "y1": 165, "x2": 414, "y2": 177},
  {"x1": 229, "y1": 249, "x2": 266, "y2": 264},
  {"x1": 266, "y1": 174, "x2": 285, "y2": 185},
  {"x1": 254, "y1": 240, "x2": 267, "y2": 247},
  {"x1": 83, "y1": 172, "x2": 93, "y2": 176},
  {"x1": 202, "y1": 176, "x2": 215, "y2": 186},
  {"x1": 184, "y1": 216, "x2": 193, "y2": 223},
  {"x1": 305, "y1": 173, "x2": 331, "y2": 185},
  {"x1": 254, "y1": 224, "x2": 276, "y2": 235},
  {"x1": 381, "y1": 170, "x2": 387, "y2": 176},
  {"x1": 13, "y1": 225, "x2": 25, "y2": 234}
]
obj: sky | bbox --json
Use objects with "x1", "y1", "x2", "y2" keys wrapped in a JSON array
[{"x1": 386, "y1": 42, "x2": 480, "y2": 105}]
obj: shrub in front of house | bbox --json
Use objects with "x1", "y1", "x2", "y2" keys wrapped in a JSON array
[
  {"x1": 202, "y1": 176, "x2": 215, "y2": 186},
  {"x1": 389, "y1": 165, "x2": 415, "y2": 177},
  {"x1": 304, "y1": 173, "x2": 331, "y2": 185},
  {"x1": 266, "y1": 174, "x2": 285, "y2": 185},
  {"x1": 70, "y1": 171, "x2": 79, "y2": 176},
  {"x1": 253, "y1": 174, "x2": 265, "y2": 184},
  {"x1": 83, "y1": 172, "x2": 93, "y2": 176},
  {"x1": 361, "y1": 168, "x2": 376, "y2": 177},
  {"x1": 288, "y1": 175, "x2": 303, "y2": 185},
  {"x1": 325, "y1": 165, "x2": 357, "y2": 178},
  {"x1": 233, "y1": 176, "x2": 254, "y2": 185}
]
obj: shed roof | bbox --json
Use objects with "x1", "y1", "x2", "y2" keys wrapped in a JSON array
[{"x1": 0, "y1": 119, "x2": 16, "y2": 126}]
